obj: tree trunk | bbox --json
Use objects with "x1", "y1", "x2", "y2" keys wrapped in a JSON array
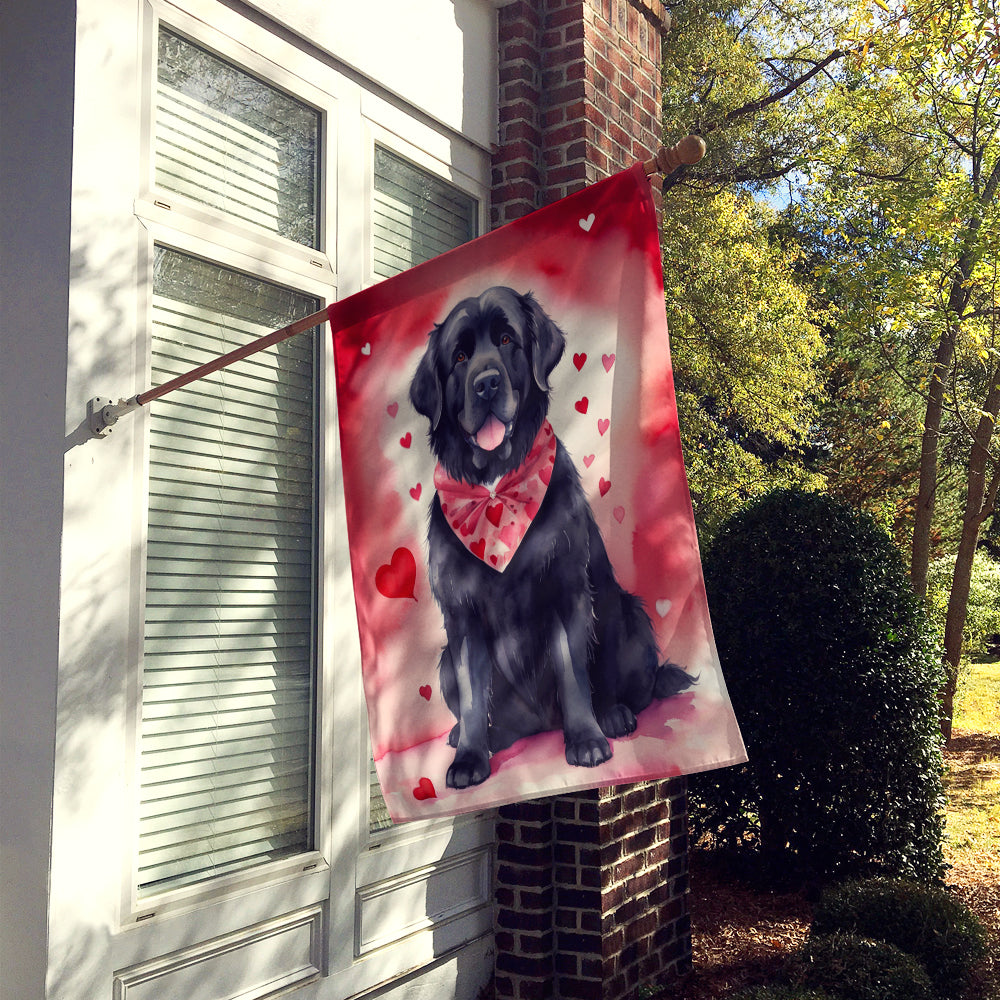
[
  {"x1": 911, "y1": 161, "x2": 1000, "y2": 596},
  {"x1": 910, "y1": 328, "x2": 956, "y2": 598},
  {"x1": 940, "y1": 374, "x2": 1000, "y2": 741}
]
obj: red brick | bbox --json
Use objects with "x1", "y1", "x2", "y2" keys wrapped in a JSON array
[{"x1": 560, "y1": 978, "x2": 604, "y2": 1000}]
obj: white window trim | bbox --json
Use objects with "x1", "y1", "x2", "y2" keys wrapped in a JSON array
[
  {"x1": 121, "y1": 222, "x2": 337, "y2": 928},
  {"x1": 110, "y1": 1, "x2": 497, "y2": 991}
]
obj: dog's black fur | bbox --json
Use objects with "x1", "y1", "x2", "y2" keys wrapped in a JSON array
[{"x1": 410, "y1": 286, "x2": 694, "y2": 789}]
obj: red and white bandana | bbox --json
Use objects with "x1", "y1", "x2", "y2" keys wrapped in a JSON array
[{"x1": 434, "y1": 421, "x2": 557, "y2": 572}]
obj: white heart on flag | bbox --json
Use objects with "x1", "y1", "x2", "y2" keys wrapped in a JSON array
[
  {"x1": 579, "y1": 213, "x2": 595, "y2": 232},
  {"x1": 655, "y1": 598, "x2": 672, "y2": 618}
]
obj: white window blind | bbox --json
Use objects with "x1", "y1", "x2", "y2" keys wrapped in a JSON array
[
  {"x1": 138, "y1": 248, "x2": 319, "y2": 895},
  {"x1": 372, "y1": 146, "x2": 477, "y2": 279},
  {"x1": 156, "y1": 27, "x2": 320, "y2": 248},
  {"x1": 368, "y1": 148, "x2": 477, "y2": 832}
]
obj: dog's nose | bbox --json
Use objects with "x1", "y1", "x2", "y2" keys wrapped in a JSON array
[{"x1": 474, "y1": 368, "x2": 501, "y2": 402}]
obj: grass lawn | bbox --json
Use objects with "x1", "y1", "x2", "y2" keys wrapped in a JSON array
[
  {"x1": 946, "y1": 659, "x2": 1000, "y2": 868},
  {"x1": 943, "y1": 658, "x2": 1000, "y2": 999}
]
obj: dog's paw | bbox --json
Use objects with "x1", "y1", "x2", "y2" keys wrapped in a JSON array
[
  {"x1": 447, "y1": 723, "x2": 460, "y2": 748},
  {"x1": 598, "y1": 704, "x2": 637, "y2": 738},
  {"x1": 565, "y1": 734, "x2": 612, "y2": 768},
  {"x1": 446, "y1": 748, "x2": 491, "y2": 788}
]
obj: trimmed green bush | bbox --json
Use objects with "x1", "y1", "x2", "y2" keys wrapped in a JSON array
[
  {"x1": 692, "y1": 488, "x2": 946, "y2": 882},
  {"x1": 732, "y1": 987, "x2": 839, "y2": 1000},
  {"x1": 812, "y1": 878, "x2": 988, "y2": 999},
  {"x1": 793, "y1": 933, "x2": 934, "y2": 1000}
]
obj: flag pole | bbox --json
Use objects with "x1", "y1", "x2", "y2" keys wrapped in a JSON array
[
  {"x1": 87, "y1": 306, "x2": 330, "y2": 437},
  {"x1": 642, "y1": 134, "x2": 706, "y2": 177},
  {"x1": 88, "y1": 136, "x2": 705, "y2": 438}
]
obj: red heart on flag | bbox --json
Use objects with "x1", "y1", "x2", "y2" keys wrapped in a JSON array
[
  {"x1": 583, "y1": 454, "x2": 595, "y2": 468},
  {"x1": 471, "y1": 537, "x2": 487, "y2": 560},
  {"x1": 602, "y1": 353, "x2": 615, "y2": 372},
  {"x1": 613, "y1": 505, "x2": 625, "y2": 523},
  {"x1": 410, "y1": 483, "x2": 422, "y2": 500},
  {"x1": 387, "y1": 402, "x2": 399, "y2": 417},
  {"x1": 599, "y1": 477, "x2": 611, "y2": 496},
  {"x1": 486, "y1": 502, "x2": 504, "y2": 526},
  {"x1": 375, "y1": 547, "x2": 417, "y2": 601},
  {"x1": 539, "y1": 465, "x2": 552, "y2": 486},
  {"x1": 413, "y1": 777, "x2": 436, "y2": 800},
  {"x1": 573, "y1": 352, "x2": 587, "y2": 371},
  {"x1": 598, "y1": 418, "x2": 610, "y2": 436},
  {"x1": 575, "y1": 397, "x2": 589, "y2": 414},
  {"x1": 400, "y1": 432, "x2": 412, "y2": 448},
  {"x1": 419, "y1": 685, "x2": 432, "y2": 701}
]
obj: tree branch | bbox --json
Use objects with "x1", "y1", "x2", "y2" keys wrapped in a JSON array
[{"x1": 702, "y1": 49, "x2": 847, "y2": 133}]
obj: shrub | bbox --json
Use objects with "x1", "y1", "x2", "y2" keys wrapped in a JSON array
[
  {"x1": 732, "y1": 987, "x2": 838, "y2": 1000},
  {"x1": 792, "y1": 933, "x2": 934, "y2": 1000},
  {"x1": 811, "y1": 878, "x2": 988, "y2": 999},
  {"x1": 692, "y1": 488, "x2": 946, "y2": 882}
]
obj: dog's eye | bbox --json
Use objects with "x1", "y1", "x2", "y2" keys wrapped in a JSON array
[
  {"x1": 501, "y1": 334, "x2": 512, "y2": 346},
  {"x1": 454, "y1": 351, "x2": 467, "y2": 364}
]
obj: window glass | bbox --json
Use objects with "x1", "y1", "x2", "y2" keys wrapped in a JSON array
[
  {"x1": 372, "y1": 146, "x2": 477, "y2": 278},
  {"x1": 156, "y1": 27, "x2": 320, "y2": 248},
  {"x1": 138, "y1": 246, "x2": 318, "y2": 895}
]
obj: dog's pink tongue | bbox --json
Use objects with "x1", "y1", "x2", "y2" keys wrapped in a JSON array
[{"x1": 475, "y1": 414, "x2": 506, "y2": 451}]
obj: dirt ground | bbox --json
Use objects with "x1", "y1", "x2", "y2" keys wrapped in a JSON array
[{"x1": 670, "y1": 733, "x2": 1000, "y2": 999}]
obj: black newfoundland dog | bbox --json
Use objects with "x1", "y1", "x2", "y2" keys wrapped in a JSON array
[{"x1": 409, "y1": 286, "x2": 693, "y2": 789}]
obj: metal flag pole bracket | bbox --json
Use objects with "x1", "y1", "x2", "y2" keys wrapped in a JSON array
[{"x1": 88, "y1": 395, "x2": 142, "y2": 438}]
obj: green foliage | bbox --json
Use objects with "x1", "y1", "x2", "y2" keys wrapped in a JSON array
[
  {"x1": 791, "y1": 934, "x2": 934, "y2": 1000},
  {"x1": 664, "y1": 187, "x2": 827, "y2": 541},
  {"x1": 812, "y1": 878, "x2": 988, "y2": 999},
  {"x1": 927, "y1": 550, "x2": 1000, "y2": 658},
  {"x1": 692, "y1": 488, "x2": 947, "y2": 882},
  {"x1": 658, "y1": 1, "x2": 836, "y2": 542},
  {"x1": 732, "y1": 987, "x2": 838, "y2": 1000}
]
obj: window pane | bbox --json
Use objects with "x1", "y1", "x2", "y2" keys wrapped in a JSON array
[
  {"x1": 156, "y1": 28, "x2": 320, "y2": 248},
  {"x1": 138, "y1": 247, "x2": 318, "y2": 895},
  {"x1": 369, "y1": 149, "x2": 478, "y2": 832},
  {"x1": 372, "y1": 146, "x2": 477, "y2": 278}
]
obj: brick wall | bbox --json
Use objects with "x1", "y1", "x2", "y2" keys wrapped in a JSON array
[
  {"x1": 490, "y1": 6, "x2": 692, "y2": 997},
  {"x1": 493, "y1": 0, "x2": 668, "y2": 227},
  {"x1": 494, "y1": 783, "x2": 691, "y2": 1000}
]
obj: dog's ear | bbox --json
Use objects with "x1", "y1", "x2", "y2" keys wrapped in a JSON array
[
  {"x1": 522, "y1": 292, "x2": 566, "y2": 391},
  {"x1": 409, "y1": 328, "x2": 444, "y2": 430}
]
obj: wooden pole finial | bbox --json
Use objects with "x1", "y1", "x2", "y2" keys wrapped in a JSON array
[{"x1": 643, "y1": 135, "x2": 707, "y2": 176}]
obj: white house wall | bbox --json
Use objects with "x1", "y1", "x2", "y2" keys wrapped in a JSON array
[
  {"x1": 0, "y1": 1, "x2": 498, "y2": 997},
  {"x1": 241, "y1": 0, "x2": 498, "y2": 152},
  {"x1": 0, "y1": 0, "x2": 76, "y2": 996}
]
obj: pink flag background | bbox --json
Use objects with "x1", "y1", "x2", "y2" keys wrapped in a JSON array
[{"x1": 331, "y1": 164, "x2": 746, "y2": 822}]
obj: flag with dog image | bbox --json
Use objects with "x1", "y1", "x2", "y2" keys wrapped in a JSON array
[{"x1": 330, "y1": 163, "x2": 746, "y2": 822}]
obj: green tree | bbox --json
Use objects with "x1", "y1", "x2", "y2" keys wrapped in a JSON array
[
  {"x1": 659, "y1": 1, "x2": 843, "y2": 538},
  {"x1": 662, "y1": 189, "x2": 825, "y2": 538},
  {"x1": 802, "y1": 0, "x2": 1000, "y2": 736}
]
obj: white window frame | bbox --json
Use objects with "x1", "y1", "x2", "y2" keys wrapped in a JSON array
[{"x1": 111, "y1": 0, "x2": 496, "y2": 992}]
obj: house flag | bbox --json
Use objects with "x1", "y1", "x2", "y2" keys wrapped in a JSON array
[{"x1": 330, "y1": 163, "x2": 746, "y2": 822}]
